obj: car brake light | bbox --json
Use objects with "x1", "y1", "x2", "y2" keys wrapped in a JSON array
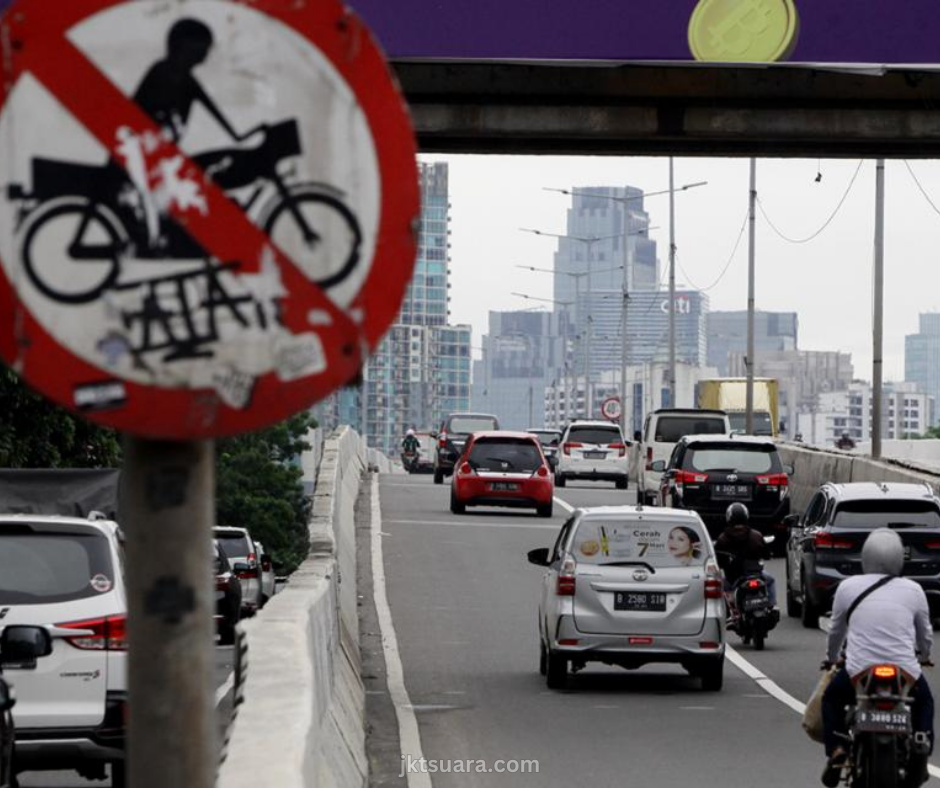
[
  {"x1": 756, "y1": 473, "x2": 789, "y2": 500},
  {"x1": 705, "y1": 578, "x2": 723, "y2": 599},
  {"x1": 646, "y1": 446, "x2": 653, "y2": 470},
  {"x1": 563, "y1": 442, "x2": 583, "y2": 456},
  {"x1": 815, "y1": 532, "x2": 854, "y2": 550},
  {"x1": 873, "y1": 665, "x2": 898, "y2": 679},
  {"x1": 609, "y1": 443, "x2": 626, "y2": 457},
  {"x1": 556, "y1": 555, "x2": 576, "y2": 596},
  {"x1": 676, "y1": 471, "x2": 708, "y2": 485},
  {"x1": 439, "y1": 432, "x2": 448, "y2": 448},
  {"x1": 459, "y1": 462, "x2": 473, "y2": 475},
  {"x1": 536, "y1": 465, "x2": 549, "y2": 478},
  {"x1": 747, "y1": 579, "x2": 762, "y2": 589},
  {"x1": 58, "y1": 615, "x2": 128, "y2": 651},
  {"x1": 925, "y1": 541, "x2": 940, "y2": 550}
]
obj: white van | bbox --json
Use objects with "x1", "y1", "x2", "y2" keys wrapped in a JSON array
[{"x1": 638, "y1": 409, "x2": 730, "y2": 505}]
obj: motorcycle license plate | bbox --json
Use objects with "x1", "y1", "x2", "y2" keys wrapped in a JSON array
[
  {"x1": 744, "y1": 596, "x2": 767, "y2": 611},
  {"x1": 614, "y1": 592, "x2": 667, "y2": 612},
  {"x1": 490, "y1": 482, "x2": 519, "y2": 491},
  {"x1": 855, "y1": 709, "x2": 910, "y2": 734}
]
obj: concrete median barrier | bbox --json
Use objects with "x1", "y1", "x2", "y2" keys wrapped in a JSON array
[{"x1": 219, "y1": 425, "x2": 380, "y2": 788}]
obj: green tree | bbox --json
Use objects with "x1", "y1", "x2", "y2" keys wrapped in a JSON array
[
  {"x1": 0, "y1": 364, "x2": 121, "y2": 467},
  {"x1": 215, "y1": 412, "x2": 315, "y2": 574}
]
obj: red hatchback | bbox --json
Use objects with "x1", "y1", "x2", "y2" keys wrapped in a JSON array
[{"x1": 449, "y1": 431, "x2": 554, "y2": 517}]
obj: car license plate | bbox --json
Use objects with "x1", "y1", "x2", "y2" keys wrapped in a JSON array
[
  {"x1": 855, "y1": 709, "x2": 910, "y2": 734},
  {"x1": 584, "y1": 451, "x2": 606, "y2": 460},
  {"x1": 490, "y1": 482, "x2": 519, "y2": 491},
  {"x1": 712, "y1": 484, "x2": 751, "y2": 499},
  {"x1": 613, "y1": 592, "x2": 667, "y2": 612}
]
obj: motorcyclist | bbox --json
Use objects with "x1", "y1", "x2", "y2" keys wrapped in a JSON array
[
  {"x1": 820, "y1": 528, "x2": 934, "y2": 788},
  {"x1": 401, "y1": 429, "x2": 420, "y2": 454},
  {"x1": 835, "y1": 431, "x2": 856, "y2": 451},
  {"x1": 714, "y1": 502, "x2": 777, "y2": 610}
]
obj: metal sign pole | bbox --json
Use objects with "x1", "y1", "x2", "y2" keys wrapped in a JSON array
[
  {"x1": 872, "y1": 159, "x2": 885, "y2": 458},
  {"x1": 122, "y1": 437, "x2": 216, "y2": 788},
  {"x1": 746, "y1": 158, "x2": 757, "y2": 435}
]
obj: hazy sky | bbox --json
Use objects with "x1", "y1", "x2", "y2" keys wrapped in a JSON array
[{"x1": 417, "y1": 153, "x2": 940, "y2": 383}]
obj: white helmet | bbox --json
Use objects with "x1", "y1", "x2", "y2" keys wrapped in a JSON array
[
  {"x1": 861, "y1": 528, "x2": 904, "y2": 577},
  {"x1": 406, "y1": 429, "x2": 415, "y2": 436}
]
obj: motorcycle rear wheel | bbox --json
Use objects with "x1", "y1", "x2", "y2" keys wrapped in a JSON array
[{"x1": 856, "y1": 735, "x2": 898, "y2": 788}]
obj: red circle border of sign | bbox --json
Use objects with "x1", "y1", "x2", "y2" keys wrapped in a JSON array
[
  {"x1": 601, "y1": 397, "x2": 621, "y2": 421},
  {"x1": 0, "y1": 0, "x2": 419, "y2": 439}
]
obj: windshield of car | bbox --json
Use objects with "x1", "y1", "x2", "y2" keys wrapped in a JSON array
[
  {"x1": 832, "y1": 499, "x2": 940, "y2": 529},
  {"x1": 655, "y1": 416, "x2": 726, "y2": 443},
  {"x1": 468, "y1": 438, "x2": 543, "y2": 472},
  {"x1": 0, "y1": 530, "x2": 115, "y2": 604},
  {"x1": 215, "y1": 532, "x2": 253, "y2": 560},
  {"x1": 687, "y1": 445, "x2": 778, "y2": 474},
  {"x1": 566, "y1": 426, "x2": 623, "y2": 445},
  {"x1": 448, "y1": 416, "x2": 499, "y2": 434},
  {"x1": 530, "y1": 431, "x2": 561, "y2": 447},
  {"x1": 728, "y1": 411, "x2": 774, "y2": 436},
  {"x1": 570, "y1": 519, "x2": 708, "y2": 567}
]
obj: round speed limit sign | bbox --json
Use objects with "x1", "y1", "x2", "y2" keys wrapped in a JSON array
[{"x1": 601, "y1": 397, "x2": 621, "y2": 422}]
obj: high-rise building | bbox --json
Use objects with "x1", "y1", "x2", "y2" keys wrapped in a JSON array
[
  {"x1": 707, "y1": 311, "x2": 798, "y2": 375},
  {"x1": 323, "y1": 162, "x2": 472, "y2": 454},
  {"x1": 471, "y1": 310, "x2": 568, "y2": 429},
  {"x1": 905, "y1": 313, "x2": 940, "y2": 426}
]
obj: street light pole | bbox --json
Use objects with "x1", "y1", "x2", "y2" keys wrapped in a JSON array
[
  {"x1": 873, "y1": 159, "x2": 885, "y2": 459},
  {"x1": 668, "y1": 158, "x2": 677, "y2": 406},
  {"x1": 746, "y1": 158, "x2": 757, "y2": 435}
]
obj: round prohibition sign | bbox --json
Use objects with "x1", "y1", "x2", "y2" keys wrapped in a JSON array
[
  {"x1": 601, "y1": 397, "x2": 622, "y2": 422},
  {"x1": 0, "y1": 0, "x2": 419, "y2": 439}
]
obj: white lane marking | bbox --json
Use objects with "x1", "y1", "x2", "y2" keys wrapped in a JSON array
[
  {"x1": 553, "y1": 496, "x2": 575, "y2": 513},
  {"x1": 371, "y1": 475, "x2": 433, "y2": 788},
  {"x1": 215, "y1": 671, "x2": 234, "y2": 707},
  {"x1": 386, "y1": 518, "x2": 557, "y2": 530},
  {"x1": 726, "y1": 645, "x2": 940, "y2": 781}
]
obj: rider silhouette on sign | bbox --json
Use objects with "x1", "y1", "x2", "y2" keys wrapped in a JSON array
[{"x1": 133, "y1": 18, "x2": 265, "y2": 144}]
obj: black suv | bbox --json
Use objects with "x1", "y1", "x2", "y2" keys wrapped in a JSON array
[
  {"x1": 785, "y1": 482, "x2": 940, "y2": 628},
  {"x1": 433, "y1": 413, "x2": 499, "y2": 484},
  {"x1": 654, "y1": 434, "x2": 791, "y2": 545}
]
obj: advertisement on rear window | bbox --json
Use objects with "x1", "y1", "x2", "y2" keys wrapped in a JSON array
[{"x1": 574, "y1": 521, "x2": 706, "y2": 567}]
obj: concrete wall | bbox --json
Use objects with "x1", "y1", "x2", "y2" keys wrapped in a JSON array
[
  {"x1": 219, "y1": 426, "x2": 377, "y2": 788},
  {"x1": 778, "y1": 442, "x2": 940, "y2": 515}
]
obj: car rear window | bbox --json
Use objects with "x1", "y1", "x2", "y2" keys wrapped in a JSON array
[
  {"x1": 530, "y1": 431, "x2": 561, "y2": 447},
  {"x1": 468, "y1": 438, "x2": 543, "y2": 472},
  {"x1": 567, "y1": 426, "x2": 623, "y2": 445},
  {"x1": 215, "y1": 533, "x2": 252, "y2": 560},
  {"x1": 832, "y1": 500, "x2": 940, "y2": 529},
  {"x1": 571, "y1": 519, "x2": 708, "y2": 567},
  {"x1": 728, "y1": 412, "x2": 774, "y2": 436},
  {"x1": 655, "y1": 416, "x2": 726, "y2": 443},
  {"x1": 687, "y1": 445, "x2": 778, "y2": 474},
  {"x1": 0, "y1": 531, "x2": 115, "y2": 604},
  {"x1": 448, "y1": 416, "x2": 499, "y2": 434}
]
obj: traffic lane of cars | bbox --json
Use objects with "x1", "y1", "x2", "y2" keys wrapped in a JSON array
[
  {"x1": 378, "y1": 474, "x2": 822, "y2": 787},
  {"x1": 17, "y1": 645, "x2": 238, "y2": 788}
]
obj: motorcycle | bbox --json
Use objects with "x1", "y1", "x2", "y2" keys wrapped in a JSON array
[
  {"x1": 401, "y1": 450, "x2": 418, "y2": 473},
  {"x1": 726, "y1": 560, "x2": 780, "y2": 650},
  {"x1": 839, "y1": 663, "x2": 930, "y2": 788}
]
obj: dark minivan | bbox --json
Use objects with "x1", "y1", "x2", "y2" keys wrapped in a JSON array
[
  {"x1": 433, "y1": 413, "x2": 500, "y2": 484},
  {"x1": 785, "y1": 482, "x2": 940, "y2": 628},
  {"x1": 654, "y1": 434, "x2": 791, "y2": 545}
]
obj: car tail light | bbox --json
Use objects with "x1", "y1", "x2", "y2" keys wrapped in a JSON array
[
  {"x1": 699, "y1": 642, "x2": 720, "y2": 650},
  {"x1": 814, "y1": 532, "x2": 854, "y2": 550},
  {"x1": 873, "y1": 664, "x2": 898, "y2": 679},
  {"x1": 261, "y1": 558, "x2": 272, "y2": 572},
  {"x1": 556, "y1": 555, "x2": 577, "y2": 596},
  {"x1": 237, "y1": 565, "x2": 259, "y2": 580},
  {"x1": 924, "y1": 540, "x2": 940, "y2": 550},
  {"x1": 756, "y1": 473, "x2": 789, "y2": 499},
  {"x1": 563, "y1": 442, "x2": 583, "y2": 456},
  {"x1": 609, "y1": 443, "x2": 626, "y2": 457},
  {"x1": 646, "y1": 446, "x2": 653, "y2": 470},
  {"x1": 629, "y1": 637, "x2": 653, "y2": 645},
  {"x1": 58, "y1": 615, "x2": 128, "y2": 651},
  {"x1": 439, "y1": 432, "x2": 448, "y2": 448},
  {"x1": 458, "y1": 462, "x2": 474, "y2": 476},
  {"x1": 558, "y1": 638, "x2": 580, "y2": 646},
  {"x1": 705, "y1": 561, "x2": 723, "y2": 599},
  {"x1": 536, "y1": 465, "x2": 549, "y2": 478},
  {"x1": 677, "y1": 471, "x2": 708, "y2": 484}
]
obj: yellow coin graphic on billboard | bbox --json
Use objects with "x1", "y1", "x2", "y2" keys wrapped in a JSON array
[{"x1": 688, "y1": 0, "x2": 799, "y2": 62}]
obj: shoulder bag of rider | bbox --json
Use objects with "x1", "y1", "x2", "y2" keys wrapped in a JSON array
[{"x1": 801, "y1": 575, "x2": 894, "y2": 742}]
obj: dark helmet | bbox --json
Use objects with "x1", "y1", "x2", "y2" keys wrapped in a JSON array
[{"x1": 725, "y1": 502, "x2": 750, "y2": 527}]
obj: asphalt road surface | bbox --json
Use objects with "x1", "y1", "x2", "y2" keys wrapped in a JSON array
[
  {"x1": 369, "y1": 473, "x2": 940, "y2": 787},
  {"x1": 17, "y1": 644, "x2": 238, "y2": 787}
]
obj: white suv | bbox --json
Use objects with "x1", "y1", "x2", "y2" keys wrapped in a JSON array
[
  {"x1": 638, "y1": 409, "x2": 730, "y2": 505},
  {"x1": 556, "y1": 420, "x2": 629, "y2": 489},
  {"x1": 0, "y1": 514, "x2": 127, "y2": 786},
  {"x1": 213, "y1": 526, "x2": 263, "y2": 616}
]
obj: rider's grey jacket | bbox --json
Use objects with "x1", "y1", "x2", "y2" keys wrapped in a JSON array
[{"x1": 826, "y1": 574, "x2": 932, "y2": 679}]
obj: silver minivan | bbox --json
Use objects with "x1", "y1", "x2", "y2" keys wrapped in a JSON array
[{"x1": 528, "y1": 506, "x2": 726, "y2": 691}]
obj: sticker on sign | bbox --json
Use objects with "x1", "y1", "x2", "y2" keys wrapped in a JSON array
[{"x1": 0, "y1": 0, "x2": 418, "y2": 439}]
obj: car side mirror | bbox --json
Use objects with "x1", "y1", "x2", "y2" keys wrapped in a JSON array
[
  {"x1": 784, "y1": 463, "x2": 795, "y2": 475},
  {"x1": 633, "y1": 431, "x2": 642, "y2": 443},
  {"x1": 527, "y1": 547, "x2": 550, "y2": 567},
  {"x1": 0, "y1": 625, "x2": 52, "y2": 664},
  {"x1": 0, "y1": 679, "x2": 14, "y2": 713},
  {"x1": 783, "y1": 513, "x2": 801, "y2": 531},
  {"x1": 232, "y1": 562, "x2": 250, "y2": 575},
  {"x1": 650, "y1": 460, "x2": 666, "y2": 472}
]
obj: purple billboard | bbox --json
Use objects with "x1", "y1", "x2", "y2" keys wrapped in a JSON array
[{"x1": 347, "y1": 0, "x2": 940, "y2": 65}]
